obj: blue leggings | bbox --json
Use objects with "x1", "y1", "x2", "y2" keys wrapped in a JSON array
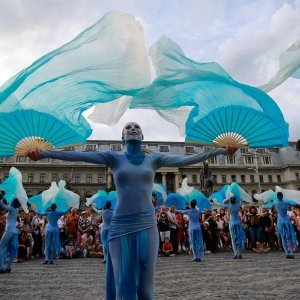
[
  {"x1": 101, "y1": 228, "x2": 109, "y2": 261},
  {"x1": 45, "y1": 231, "x2": 59, "y2": 261},
  {"x1": 0, "y1": 231, "x2": 19, "y2": 270},
  {"x1": 107, "y1": 226, "x2": 159, "y2": 300}
]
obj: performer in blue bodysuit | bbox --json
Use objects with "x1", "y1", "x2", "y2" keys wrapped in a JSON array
[
  {"x1": 177, "y1": 199, "x2": 204, "y2": 262},
  {"x1": 34, "y1": 204, "x2": 70, "y2": 264},
  {"x1": 272, "y1": 192, "x2": 299, "y2": 259},
  {"x1": 0, "y1": 193, "x2": 21, "y2": 273},
  {"x1": 28, "y1": 122, "x2": 235, "y2": 300},
  {"x1": 93, "y1": 201, "x2": 114, "y2": 263},
  {"x1": 223, "y1": 196, "x2": 246, "y2": 259}
]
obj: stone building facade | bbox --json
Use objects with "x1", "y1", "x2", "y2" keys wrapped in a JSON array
[{"x1": 1, "y1": 140, "x2": 300, "y2": 206}]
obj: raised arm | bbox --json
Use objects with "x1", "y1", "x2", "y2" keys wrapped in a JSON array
[
  {"x1": 33, "y1": 209, "x2": 48, "y2": 216},
  {"x1": 92, "y1": 206, "x2": 103, "y2": 214},
  {"x1": 27, "y1": 148, "x2": 111, "y2": 165},
  {"x1": 0, "y1": 199, "x2": 13, "y2": 212},
  {"x1": 155, "y1": 148, "x2": 230, "y2": 168}
]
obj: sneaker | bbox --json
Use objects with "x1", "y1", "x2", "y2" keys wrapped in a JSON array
[
  {"x1": 192, "y1": 258, "x2": 197, "y2": 261},
  {"x1": 83, "y1": 249, "x2": 88, "y2": 258},
  {"x1": 290, "y1": 255, "x2": 294, "y2": 259},
  {"x1": 0, "y1": 269, "x2": 5, "y2": 274},
  {"x1": 170, "y1": 253, "x2": 175, "y2": 257},
  {"x1": 49, "y1": 260, "x2": 53, "y2": 265},
  {"x1": 43, "y1": 260, "x2": 49, "y2": 265},
  {"x1": 286, "y1": 255, "x2": 291, "y2": 259},
  {"x1": 102, "y1": 260, "x2": 106, "y2": 264},
  {"x1": 233, "y1": 255, "x2": 238, "y2": 259},
  {"x1": 196, "y1": 258, "x2": 202, "y2": 262},
  {"x1": 4, "y1": 268, "x2": 11, "y2": 273},
  {"x1": 238, "y1": 255, "x2": 242, "y2": 259}
]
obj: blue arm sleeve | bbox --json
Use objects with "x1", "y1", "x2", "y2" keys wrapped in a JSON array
[
  {"x1": 0, "y1": 200, "x2": 13, "y2": 212},
  {"x1": 93, "y1": 207, "x2": 103, "y2": 214},
  {"x1": 34, "y1": 210, "x2": 48, "y2": 216},
  {"x1": 155, "y1": 148, "x2": 228, "y2": 168},
  {"x1": 40, "y1": 150, "x2": 111, "y2": 165}
]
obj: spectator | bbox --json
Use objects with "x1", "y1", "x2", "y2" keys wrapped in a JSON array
[
  {"x1": 167, "y1": 206, "x2": 179, "y2": 254},
  {"x1": 162, "y1": 237, "x2": 175, "y2": 257},
  {"x1": 158, "y1": 207, "x2": 170, "y2": 249},
  {"x1": 89, "y1": 239, "x2": 104, "y2": 258},
  {"x1": 81, "y1": 229, "x2": 93, "y2": 257}
]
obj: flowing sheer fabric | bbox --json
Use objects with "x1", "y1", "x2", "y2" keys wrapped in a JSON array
[
  {"x1": 259, "y1": 37, "x2": 300, "y2": 92},
  {"x1": 0, "y1": 12, "x2": 150, "y2": 155},
  {"x1": 0, "y1": 167, "x2": 28, "y2": 213},
  {"x1": 131, "y1": 36, "x2": 288, "y2": 147}
]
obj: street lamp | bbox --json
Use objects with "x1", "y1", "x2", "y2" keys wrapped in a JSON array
[{"x1": 248, "y1": 152, "x2": 261, "y2": 193}]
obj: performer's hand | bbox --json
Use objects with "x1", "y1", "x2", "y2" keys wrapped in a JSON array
[
  {"x1": 226, "y1": 146, "x2": 238, "y2": 156},
  {"x1": 27, "y1": 148, "x2": 41, "y2": 161}
]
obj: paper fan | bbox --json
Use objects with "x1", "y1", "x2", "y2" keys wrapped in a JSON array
[
  {"x1": 176, "y1": 178, "x2": 211, "y2": 211},
  {"x1": 0, "y1": 167, "x2": 28, "y2": 213},
  {"x1": 28, "y1": 194, "x2": 45, "y2": 211},
  {"x1": 152, "y1": 183, "x2": 167, "y2": 205},
  {"x1": 86, "y1": 190, "x2": 108, "y2": 209},
  {"x1": 0, "y1": 110, "x2": 89, "y2": 157},
  {"x1": 210, "y1": 182, "x2": 251, "y2": 205},
  {"x1": 35, "y1": 180, "x2": 79, "y2": 212},
  {"x1": 165, "y1": 193, "x2": 187, "y2": 209},
  {"x1": 186, "y1": 106, "x2": 288, "y2": 148}
]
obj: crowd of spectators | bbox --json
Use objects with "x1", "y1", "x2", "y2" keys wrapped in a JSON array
[{"x1": 1, "y1": 201, "x2": 300, "y2": 263}]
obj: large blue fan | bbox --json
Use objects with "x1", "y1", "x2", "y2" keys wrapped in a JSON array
[
  {"x1": 165, "y1": 193, "x2": 187, "y2": 209},
  {"x1": 152, "y1": 183, "x2": 167, "y2": 206},
  {"x1": 86, "y1": 190, "x2": 109, "y2": 209},
  {"x1": 184, "y1": 189, "x2": 211, "y2": 211},
  {"x1": 107, "y1": 191, "x2": 117, "y2": 210},
  {"x1": 186, "y1": 105, "x2": 288, "y2": 148},
  {"x1": 28, "y1": 194, "x2": 45, "y2": 211},
  {"x1": 0, "y1": 110, "x2": 89, "y2": 156}
]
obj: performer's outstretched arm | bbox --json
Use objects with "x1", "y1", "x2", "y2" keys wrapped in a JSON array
[
  {"x1": 40, "y1": 150, "x2": 111, "y2": 165},
  {"x1": 0, "y1": 199, "x2": 14, "y2": 212},
  {"x1": 155, "y1": 148, "x2": 228, "y2": 168}
]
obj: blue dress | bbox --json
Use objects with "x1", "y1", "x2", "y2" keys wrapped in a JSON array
[
  {"x1": 273, "y1": 200, "x2": 297, "y2": 256},
  {"x1": 41, "y1": 147, "x2": 227, "y2": 299},
  {"x1": 177, "y1": 208, "x2": 203, "y2": 260},
  {"x1": 0, "y1": 200, "x2": 19, "y2": 271}
]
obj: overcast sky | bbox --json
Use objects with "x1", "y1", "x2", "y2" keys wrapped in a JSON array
[{"x1": 0, "y1": 0, "x2": 300, "y2": 142}]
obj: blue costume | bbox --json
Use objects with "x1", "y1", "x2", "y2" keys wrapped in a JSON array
[
  {"x1": 40, "y1": 147, "x2": 227, "y2": 299},
  {"x1": 94, "y1": 207, "x2": 114, "y2": 262},
  {"x1": 272, "y1": 200, "x2": 297, "y2": 258},
  {"x1": 177, "y1": 208, "x2": 204, "y2": 261},
  {"x1": 224, "y1": 203, "x2": 245, "y2": 258},
  {"x1": 36, "y1": 209, "x2": 70, "y2": 264},
  {"x1": 0, "y1": 199, "x2": 20, "y2": 272}
]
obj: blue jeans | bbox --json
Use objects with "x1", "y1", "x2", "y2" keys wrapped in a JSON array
[{"x1": 249, "y1": 226, "x2": 262, "y2": 248}]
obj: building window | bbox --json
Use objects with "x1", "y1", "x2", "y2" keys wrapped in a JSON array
[
  {"x1": 256, "y1": 148, "x2": 266, "y2": 154},
  {"x1": 159, "y1": 145, "x2": 170, "y2": 152},
  {"x1": 75, "y1": 174, "x2": 81, "y2": 183},
  {"x1": 295, "y1": 172, "x2": 300, "y2": 182},
  {"x1": 226, "y1": 156, "x2": 236, "y2": 165},
  {"x1": 268, "y1": 175, "x2": 273, "y2": 183},
  {"x1": 86, "y1": 174, "x2": 92, "y2": 183},
  {"x1": 244, "y1": 156, "x2": 254, "y2": 165},
  {"x1": 28, "y1": 174, "x2": 33, "y2": 183},
  {"x1": 231, "y1": 175, "x2": 236, "y2": 182},
  {"x1": 40, "y1": 174, "x2": 46, "y2": 183},
  {"x1": 64, "y1": 146, "x2": 75, "y2": 151},
  {"x1": 209, "y1": 157, "x2": 217, "y2": 165},
  {"x1": 277, "y1": 175, "x2": 281, "y2": 183},
  {"x1": 63, "y1": 174, "x2": 69, "y2": 182},
  {"x1": 185, "y1": 146, "x2": 195, "y2": 154},
  {"x1": 51, "y1": 174, "x2": 58, "y2": 182},
  {"x1": 98, "y1": 174, "x2": 104, "y2": 183},
  {"x1": 241, "y1": 175, "x2": 245, "y2": 183},
  {"x1": 16, "y1": 156, "x2": 26, "y2": 163},
  {"x1": 192, "y1": 175, "x2": 197, "y2": 184},
  {"x1": 222, "y1": 175, "x2": 226, "y2": 184},
  {"x1": 262, "y1": 156, "x2": 272, "y2": 165},
  {"x1": 110, "y1": 144, "x2": 122, "y2": 151},
  {"x1": 86, "y1": 144, "x2": 97, "y2": 151},
  {"x1": 259, "y1": 175, "x2": 264, "y2": 183},
  {"x1": 250, "y1": 174, "x2": 255, "y2": 183},
  {"x1": 240, "y1": 148, "x2": 249, "y2": 154}
]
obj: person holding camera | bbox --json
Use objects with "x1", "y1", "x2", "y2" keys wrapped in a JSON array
[
  {"x1": 158, "y1": 207, "x2": 170, "y2": 250},
  {"x1": 0, "y1": 191, "x2": 22, "y2": 273}
]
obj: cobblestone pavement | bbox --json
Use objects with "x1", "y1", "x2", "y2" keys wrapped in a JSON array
[{"x1": 0, "y1": 252, "x2": 299, "y2": 300}]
